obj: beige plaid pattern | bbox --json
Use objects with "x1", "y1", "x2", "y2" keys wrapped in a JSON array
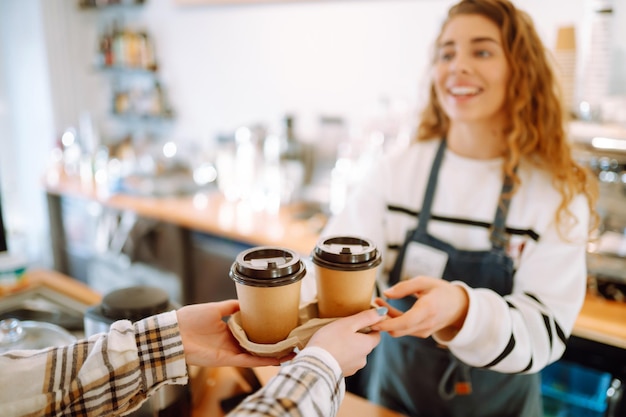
[
  {"x1": 231, "y1": 347, "x2": 344, "y2": 417},
  {"x1": 0, "y1": 314, "x2": 344, "y2": 417},
  {"x1": 0, "y1": 311, "x2": 187, "y2": 417}
]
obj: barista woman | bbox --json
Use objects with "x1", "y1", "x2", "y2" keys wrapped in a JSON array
[{"x1": 319, "y1": 0, "x2": 599, "y2": 416}]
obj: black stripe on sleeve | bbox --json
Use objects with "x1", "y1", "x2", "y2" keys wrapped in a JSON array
[
  {"x1": 482, "y1": 334, "x2": 516, "y2": 368},
  {"x1": 524, "y1": 292, "x2": 543, "y2": 305},
  {"x1": 542, "y1": 314, "x2": 554, "y2": 351},
  {"x1": 520, "y1": 357, "x2": 533, "y2": 373},
  {"x1": 525, "y1": 292, "x2": 568, "y2": 347},
  {"x1": 555, "y1": 322, "x2": 568, "y2": 346}
]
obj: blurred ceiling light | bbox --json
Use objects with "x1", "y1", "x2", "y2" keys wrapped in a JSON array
[
  {"x1": 163, "y1": 141, "x2": 177, "y2": 158},
  {"x1": 193, "y1": 163, "x2": 217, "y2": 185},
  {"x1": 235, "y1": 126, "x2": 251, "y2": 144},
  {"x1": 61, "y1": 129, "x2": 76, "y2": 147},
  {"x1": 591, "y1": 136, "x2": 626, "y2": 152}
]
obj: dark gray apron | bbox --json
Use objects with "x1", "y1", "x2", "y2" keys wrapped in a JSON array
[{"x1": 367, "y1": 139, "x2": 541, "y2": 417}]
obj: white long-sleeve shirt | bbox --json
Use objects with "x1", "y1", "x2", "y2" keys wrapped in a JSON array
[{"x1": 314, "y1": 138, "x2": 589, "y2": 374}]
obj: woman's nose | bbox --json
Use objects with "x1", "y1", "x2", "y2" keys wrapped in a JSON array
[{"x1": 449, "y1": 53, "x2": 472, "y2": 74}]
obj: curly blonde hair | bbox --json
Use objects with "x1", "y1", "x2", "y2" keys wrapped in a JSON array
[{"x1": 416, "y1": 0, "x2": 599, "y2": 236}]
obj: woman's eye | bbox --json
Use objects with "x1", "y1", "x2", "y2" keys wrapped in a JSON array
[
  {"x1": 475, "y1": 49, "x2": 492, "y2": 58},
  {"x1": 438, "y1": 50, "x2": 454, "y2": 62}
]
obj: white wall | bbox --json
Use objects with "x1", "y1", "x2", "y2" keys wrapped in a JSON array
[
  {"x1": 0, "y1": 0, "x2": 623, "y2": 267},
  {"x1": 68, "y1": 0, "x2": 594, "y2": 143},
  {"x1": 0, "y1": 0, "x2": 56, "y2": 264}
]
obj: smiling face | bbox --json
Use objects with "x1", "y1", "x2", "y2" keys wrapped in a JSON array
[{"x1": 433, "y1": 14, "x2": 510, "y2": 129}]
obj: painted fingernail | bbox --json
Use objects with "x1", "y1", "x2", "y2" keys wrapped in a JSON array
[{"x1": 376, "y1": 307, "x2": 388, "y2": 316}]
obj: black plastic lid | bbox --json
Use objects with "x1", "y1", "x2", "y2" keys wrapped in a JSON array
[
  {"x1": 101, "y1": 286, "x2": 170, "y2": 322},
  {"x1": 229, "y1": 246, "x2": 306, "y2": 288},
  {"x1": 312, "y1": 235, "x2": 382, "y2": 271}
]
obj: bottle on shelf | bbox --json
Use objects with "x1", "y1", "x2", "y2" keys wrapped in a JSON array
[
  {"x1": 78, "y1": 0, "x2": 146, "y2": 10},
  {"x1": 278, "y1": 115, "x2": 306, "y2": 204},
  {"x1": 95, "y1": 23, "x2": 114, "y2": 68},
  {"x1": 85, "y1": 0, "x2": 174, "y2": 147},
  {"x1": 138, "y1": 31, "x2": 157, "y2": 71},
  {"x1": 96, "y1": 20, "x2": 157, "y2": 72}
]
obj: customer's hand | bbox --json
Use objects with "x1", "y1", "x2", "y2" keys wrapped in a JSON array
[
  {"x1": 306, "y1": 307, "x2": 386, "y2": 376},
  {"x1": 176, "y1": 300, "x2": 282, "y2": 368},
  {"x1": 371, "y1": 276, "x2": 469, "y2": 341}
]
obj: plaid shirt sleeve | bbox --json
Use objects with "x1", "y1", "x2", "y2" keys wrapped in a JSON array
[
  {"x1": 229, "y1": 346, "x2": 346, "y2": 417},
  {"x1": 0, "y1": 311, "x2": 188, "y2": 417}
]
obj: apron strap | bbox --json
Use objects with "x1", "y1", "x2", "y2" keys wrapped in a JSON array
[
  {"x1": 489, "y1": 169, "x2": 516, "y2": 251},
  {"x1": 387, "y1": 138, "x2": 447, "y2": 286},
  {"x1": 415, "y1": 138, "x2": 447, "y2": 236}
]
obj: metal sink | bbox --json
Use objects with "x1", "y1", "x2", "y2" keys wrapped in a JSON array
[{"x1": 0, "y1": 286, "x2": 90, "y2": 339}]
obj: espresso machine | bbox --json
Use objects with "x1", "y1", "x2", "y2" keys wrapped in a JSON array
[{"x1": 572, "y1": 134, "x2": 626, "y2": 302}]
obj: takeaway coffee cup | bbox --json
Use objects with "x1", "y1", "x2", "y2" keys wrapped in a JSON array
[
  {"x1": 312, "y1": 235, "x2": 382, "y2": 318},
  {"x1": 229, "y1": 246, "x2": 306, "y2": 344}
]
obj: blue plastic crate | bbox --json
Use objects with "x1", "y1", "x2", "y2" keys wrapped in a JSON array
[
  {"x1": 543, "y1": 396, "x2": 606, "y2": 417},
  {"x1": 541, "y1": 360, "x2": 612, "y2": 415}
]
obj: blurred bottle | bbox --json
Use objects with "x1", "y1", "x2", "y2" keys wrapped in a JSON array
[
  {"x1": 111, "y1": 20, "x2": 123, "y2": 67},
  {"x1": 579, "y1": 0, "x2": 614, "y2": 121},
  {"x1": 95, "y1": 23, "x2": 114, "y2": 68},
  {"x1": 151, "y1": 81, "x2": 165, "y2": 116},
  {"x1": 61, "y1": 128, "x2": 82, "y2": 177},
  {"x1": 138, "y1": 31, "x2": 157, "y2": 71},
  {"x1": 235, "y1": 126, "x2": 263, "y2": 204},
  {"x1": 279, "y1": 115, "x2": 305, "y2": 204},
  {"x1": 215, "y1": 134, "x2": 238, "y2": 202},
  {"x1": 262, "y1": 133, "x2": 282, "y2": 212}
]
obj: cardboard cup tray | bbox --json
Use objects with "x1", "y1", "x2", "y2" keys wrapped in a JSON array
[{"x1": 227, "y1": 300, "x2": 337, "y2": 358}]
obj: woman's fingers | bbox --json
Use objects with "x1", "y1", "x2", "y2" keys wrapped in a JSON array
[
  {"x1": 383, "y1": 276, "x2": 441, "y2": 299},
  {"x1": 374, "y1": 298, "x2": 403, "y2": 318}
]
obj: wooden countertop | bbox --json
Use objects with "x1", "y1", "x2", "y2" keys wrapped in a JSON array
[
  {"x1": 573, "y1": 293, "x2": 626, "y2": 349},
  {"x1": 5, "y1": 268, "x2": 102, "y2": 305},
  {"x1": 44, "y1": 172, "x2": 324, "y2": 255}
]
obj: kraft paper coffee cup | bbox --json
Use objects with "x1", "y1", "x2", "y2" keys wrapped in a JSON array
[
  {"x1": 312, "y1": 236, "x2": 382, "y2": 318},
  {"x1": 229, "y1": 246, "x2": 306, "y2": 344}
]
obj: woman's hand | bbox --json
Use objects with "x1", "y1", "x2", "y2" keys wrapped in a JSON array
[
  {"x1": 307, "y1": 307, "x2": 386, "y2": 376},
  {"x1": 370, "y1": 276, "x2": 469, "y2": 341},
  {"x1": 176, "y1": 300, "x2": 283, "y2": 368}
]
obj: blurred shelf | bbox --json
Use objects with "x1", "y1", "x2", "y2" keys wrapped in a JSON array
[
  {"x1": 78, "y1": 0, "x2": 146, "y2": 10},
  {"x1": 95, "y1": 65, "x2": 158, "y2": 75},
  {"x1": 111, "y1": 111, "x2": 175, "y2": 122}
]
